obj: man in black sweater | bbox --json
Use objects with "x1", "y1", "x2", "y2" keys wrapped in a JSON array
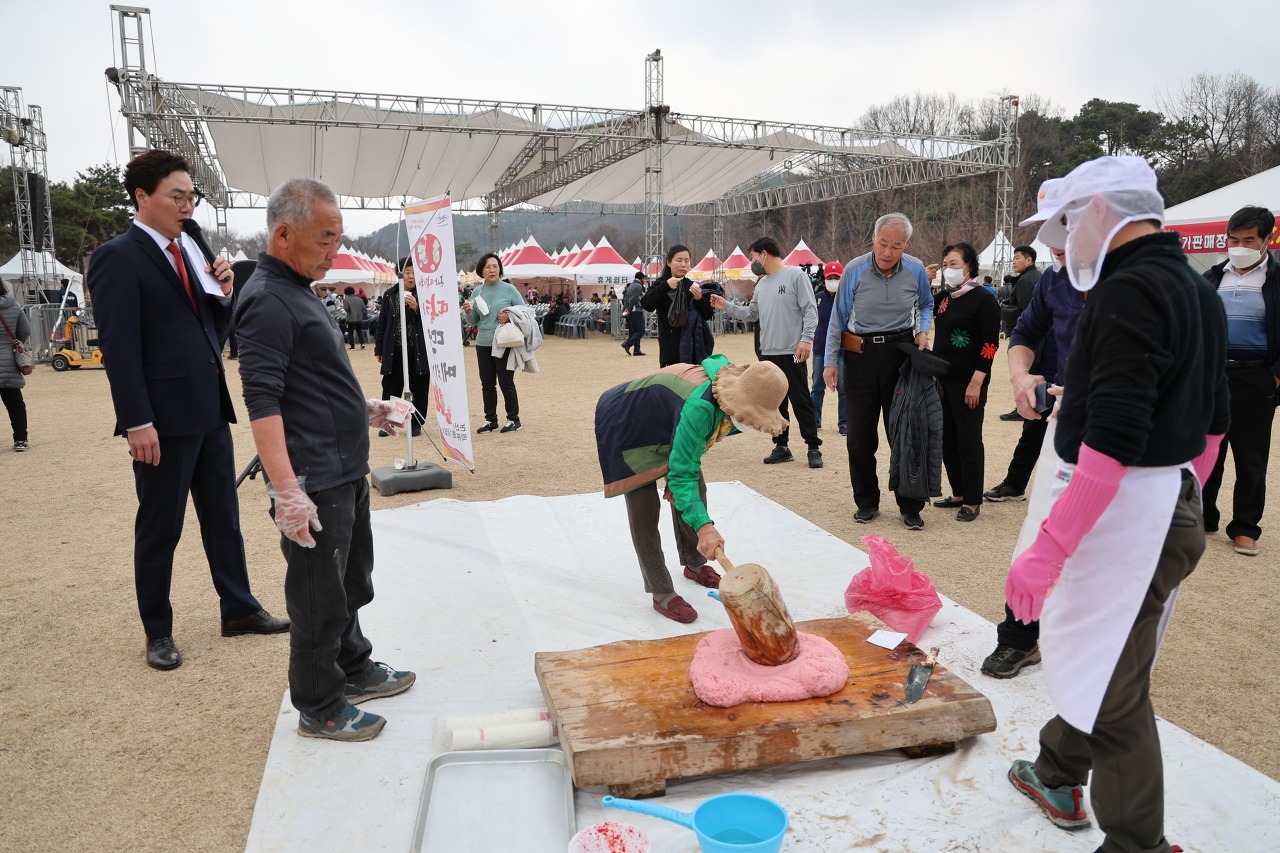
[
  {"x1": 1002, "y1": 156, "x2": 1228, "y2": 853},
  {"x1": 237, "y1": 178, "x2": 415, "y2": 743}
]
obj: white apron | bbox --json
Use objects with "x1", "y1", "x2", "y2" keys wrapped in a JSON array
[{"x1": 1012, "y1": 396, "x2": 1189, "y2": 733}]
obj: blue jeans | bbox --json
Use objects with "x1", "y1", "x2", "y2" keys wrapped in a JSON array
[{"x1": 810, "y1": 353, "x2": 846, "y2": 430}]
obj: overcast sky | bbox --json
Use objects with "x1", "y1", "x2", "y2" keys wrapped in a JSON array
[{"x1": 1, "y1": 0, "x2": 1271, "y2": 239}]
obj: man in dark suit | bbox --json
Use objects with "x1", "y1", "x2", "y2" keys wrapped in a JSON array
[{"x1": 89, "y1": 149, "x2": 288, "y2": 671}]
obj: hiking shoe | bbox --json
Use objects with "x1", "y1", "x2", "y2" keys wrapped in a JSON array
[
  {"x1": 983, "y1": 483, "x2": 1026, "y2": 502},
  {"x1": 345, "y1": 662, "x2": 417, "y2": 705},
  {"x1": 1008, "y1": 759, "x2": 1089, "y2": 828},
  {"x1": 903, "y1": 513, "x2": 925, "y2": 530},
  {"x1": 764, "y1": 446, "x2": 794, "y2": 464},
  {"x1": 298, "y1": 703, "x2": 386, "y2": 742},
  {"x1": 854, "y1": 507, "x2": 878, "y2": 524},
  {"x1": 500, "y1": 419, "x2": 522, "y2": 433},
  {"x1": 982, "y1": 644, "x2": 1042, "y2": 678},
  {"x1": 653, "y1": 595, "x2": 697, "y2": 623},
  {"x1": 476, "y1": 421, "x2": 499, "y2": 434},
  {"x1": 13, "y1": 440, "x2": 27, "y2": 452},
  {"x1": 683, "y1": 564, "x2": 721, "y2": 588},
  {"x1": 807, "y1": 449, "x2": 823, "y2": 469}
]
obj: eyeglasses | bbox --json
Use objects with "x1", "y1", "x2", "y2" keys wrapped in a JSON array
[{"x1": 163, "y1": 191, "x2": 203, "y2": 209}]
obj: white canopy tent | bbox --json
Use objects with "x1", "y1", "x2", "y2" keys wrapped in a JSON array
[
  {"x1": 978, "y1": 232, "x2": 1053, "y2": 274},
  {"x1": 0, "y1": 250, "x2": 83, "y2": 287}
]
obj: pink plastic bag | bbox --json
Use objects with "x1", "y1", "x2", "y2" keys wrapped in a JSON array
[{"x1": 844, "y1": 534, "x2": 942, "y2": 644}]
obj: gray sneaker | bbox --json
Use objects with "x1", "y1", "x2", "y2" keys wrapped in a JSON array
[
  {"x1": 982, "y1": 644, "x2": 1041, "y2": 679},
  {"x1": 983, "y1": 483, "x2": 1026, "y2": 502},
  {"x1": 298, "y1": 702, "x2": 386, "y2": 742},
  {"x1": 345, "y1": 661, "x2": 417, "y2": 705}
]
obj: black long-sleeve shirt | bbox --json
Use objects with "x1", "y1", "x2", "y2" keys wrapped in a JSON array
[
  {"x1": 235, "y1": 253, "x2": 370, "y2": 492},
  {"x1": 931, "y1": 287, "x2": 1000, "y2": 385},
  {"x1": 1055, "y1": 232, "x2": 1229, "y2": 467}
]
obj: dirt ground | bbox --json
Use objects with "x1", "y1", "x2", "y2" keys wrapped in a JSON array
[{"x1": 1, "y1": 328, "x2": 1275, "y2": 852}]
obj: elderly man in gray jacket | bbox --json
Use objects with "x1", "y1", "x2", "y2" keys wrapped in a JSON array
[{"x1": 710, "y1": 236, "x2": 822, "y2": 468}]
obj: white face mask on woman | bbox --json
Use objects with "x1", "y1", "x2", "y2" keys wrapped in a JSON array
[
  {"x1": 824, "y1": 279, "x2": 839, "y2": 293},
  {"x1": 941, "y1": 267, "x2": 967, "y2": 286}
]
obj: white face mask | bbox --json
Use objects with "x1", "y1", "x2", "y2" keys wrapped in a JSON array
[
  {"x1": 824, "y1": 279, "x2": 839, "y2": 293},
  {"x1": 1227, "y1": 246, "x2": 1264, "y2": 269},
  {"x1": 941, "y1": 267, "x2": 967, "y2": 286},
  {"x1": 729, "y1": 414, "x2": 754, "y2": 433},
  {"x1": 1051, "y1": 253, "x2": 1065, "y2": 273}
]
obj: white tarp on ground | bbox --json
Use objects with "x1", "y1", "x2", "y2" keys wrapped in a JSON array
[{"x1": 245, "y1": 482, "x2": 1279, "y2": 853}]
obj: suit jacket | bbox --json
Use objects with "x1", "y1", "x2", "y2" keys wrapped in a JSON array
[{"x1": 88, "y1": 223, "x2": 236, "y2": 437}]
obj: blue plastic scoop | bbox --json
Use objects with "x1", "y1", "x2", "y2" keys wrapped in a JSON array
[{"x1": 602, "y1": 793, "x2": 788, "y2": 852}]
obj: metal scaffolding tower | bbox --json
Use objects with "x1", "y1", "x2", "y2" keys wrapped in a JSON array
[
  {"x1": 1, "y1": 86, "x2": 58, "y2": 305},
  {"x1": 993, "y1": 95, "x2": 1021, "y2": 282},
  {"x1": 104, "y1": 5, "x2": 1017, "y2": 257},
  {"x1": 643, "y1": 50, "x2": 666, "y2": 271}
]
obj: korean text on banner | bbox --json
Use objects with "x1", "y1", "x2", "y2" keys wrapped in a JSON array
[{"x1": 403, "y1": 195, "x2": 475, "y2": 471}]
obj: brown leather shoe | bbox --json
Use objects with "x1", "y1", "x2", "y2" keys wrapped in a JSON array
[
  {"x1": 1233, "y1": 536, "x2": 1260, "y2": 556},
  {"x1": 221, "y1": 609, "x2": 291, "y2": 637},
  {"x1": 146, "y1": 637, "x2": 182, "y2": 670}
]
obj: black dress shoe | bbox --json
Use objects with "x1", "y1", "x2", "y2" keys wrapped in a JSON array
[
  {"x1": 146, "y1": 636, "x2": 182, "y2": 670},
  {"x1": 998, "y1": 409, "x2": 1023, "y2": 422},
  {"x1": 932, "y1": 496, "x2": 964, "y2": 508},
  {"x1": 221, "y1": 609, "x2": 291, "y2": 637},
  {"x1": 632, "y1": 350, "x2": 646, "y2": 356},
  {"x1": 956, "y1": 505, "x2": 981, "y2": 522}
]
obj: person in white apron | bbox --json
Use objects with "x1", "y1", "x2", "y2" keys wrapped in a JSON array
[{"x1": 1001, "y1": 156, "x2": 1230, "y2": 853}]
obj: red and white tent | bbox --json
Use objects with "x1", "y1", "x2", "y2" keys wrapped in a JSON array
[
  {"x1": 559, "y1": 243, "x2": 582, "y2": 268},
  {"x1": 688, "y1": 249, "x2": 721, "y2": 282},
  {"x1": 505, "y1": 238, "x2": 571, "y2": 280},
  {"x1": 632, "y1": 257, "x2": 643, "y2": 270},
  {"x1": 572, "y1": 236, "x2": 640, "y2": 285},
  {"x1": 721, "y1": 245, "x2": 756, "y2": 281},
  {"x1": 782, "y1": 239, "x2": 823, "y2": 267}
]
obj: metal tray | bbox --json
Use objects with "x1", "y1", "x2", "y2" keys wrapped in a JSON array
[{"x1": 410, "y1": 748, "x2": 576, "y2": 853}]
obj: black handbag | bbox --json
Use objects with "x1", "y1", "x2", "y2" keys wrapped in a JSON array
[{"x1": 666, "y1": 278, "x2": 690, "y2": 328}]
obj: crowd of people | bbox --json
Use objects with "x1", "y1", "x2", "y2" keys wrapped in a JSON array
[{"x1": 46, "y1": 144, "x2": 1274, "y2": 853}]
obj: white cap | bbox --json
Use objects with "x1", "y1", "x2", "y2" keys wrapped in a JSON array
[
  {"x1": 1034, "y1": 156, "x2": 1164, "y2": 248},
  {"x1": 1019, "y1": 178, "x2": 1065, "y2": 225}
]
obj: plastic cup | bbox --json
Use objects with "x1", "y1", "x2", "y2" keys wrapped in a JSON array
[{"x1": 567, "y1": 821, "x2": 651, "y2": 853}]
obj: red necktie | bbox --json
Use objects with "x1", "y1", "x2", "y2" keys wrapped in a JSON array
[{"x1": 166, "y1": 241, "x2": 199, "y2": 311}]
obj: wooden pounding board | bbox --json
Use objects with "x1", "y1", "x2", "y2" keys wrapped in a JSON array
[{"x1": 534, "y1": 613, "x2": 996, "y2": 793}]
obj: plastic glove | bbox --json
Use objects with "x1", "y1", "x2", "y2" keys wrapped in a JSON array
[
  {"x1": 1006, "y1": 533, "x2": 1068, "y2": 624},
  {"x1": 1004, "y1": 444, "x2": 1129, "y2": 623},
  {"x1": 267, "y1": 478, "x2": 322, "y2": 548},
  {"x1": 1190, "y1": 434, "x2": 1224, "y2": 487},
  {"x1": 366, "y1": 398, "x2": 399, "y2": 436}
]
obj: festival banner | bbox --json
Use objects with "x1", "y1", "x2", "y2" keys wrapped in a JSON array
[
  {"x1": 1166, "y1": 220, "x2": 1280, "y2": 254},
  {"x1": 403, "y1": 195, "x2": 475, "y2": 471}
]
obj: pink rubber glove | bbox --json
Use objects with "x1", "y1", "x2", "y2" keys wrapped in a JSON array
[
  {"x1": 1190, "y1": 434, "x2": 1224, "y2": 487},
  {"x1": 366, "y1": 398, "x2": 399, "y2": 436},
  {"x1": 1005, "y1": 444, "x2": 1129, "y2": 623},
  {"x1": 268, "y1": 478, "x2": 322, "y2": 548}
]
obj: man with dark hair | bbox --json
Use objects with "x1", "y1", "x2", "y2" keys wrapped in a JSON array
[
  {"x1": 998, "y1": 246, "x2": 1043, "y2": 420},
  {"x1": 89, "y1": 149, "x2": 288, "y2": 671},
  {"x1": 237, "y1": 177, "x2": 414, "y2": 742},
  {"x1": 1202, "y1": 204, "x2": 1279, "y2": 557},
  {"x1": 710, "y1": 236, "x2": 822, "y2": 468},
  {"x1": 621, "y1": 271, "x2": 647, "y2": 356},
  {"x1": 822, "y1": 213, "x2": 935, "y2": 529}
]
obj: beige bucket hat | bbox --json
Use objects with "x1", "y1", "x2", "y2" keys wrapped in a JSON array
[{"x1": 711, "y1": 361, "x2": 789, "y2": 436}]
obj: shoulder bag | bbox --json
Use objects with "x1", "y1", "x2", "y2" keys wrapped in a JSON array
[{"x1": 0, "y1": 312, "x2": 32, "y2": 375}]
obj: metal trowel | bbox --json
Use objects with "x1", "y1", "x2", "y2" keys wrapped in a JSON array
[{"x1": 904, "y1": 647, "x2": 939, "y2": 704}]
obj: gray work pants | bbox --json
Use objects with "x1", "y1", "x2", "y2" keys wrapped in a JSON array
[
  {"x1": 623, "y1": 475, "x2": 707, "y2": 595},
  {"x1": 1034, "y1": 469, "x2": 1204, "y2": 853}
]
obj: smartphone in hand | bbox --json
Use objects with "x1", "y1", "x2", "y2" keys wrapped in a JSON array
[{"x1": 1033, "y1": 382, "x2": 1052, "y2": 415}]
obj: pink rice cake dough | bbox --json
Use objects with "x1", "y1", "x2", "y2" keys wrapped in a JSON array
[{"x1": 689, "y1": 629, "x2": 850, "y2": 708}]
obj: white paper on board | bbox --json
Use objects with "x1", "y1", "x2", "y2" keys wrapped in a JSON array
[{"x1": 867, "y1": 630, "x2": 907, "y2": 650}]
